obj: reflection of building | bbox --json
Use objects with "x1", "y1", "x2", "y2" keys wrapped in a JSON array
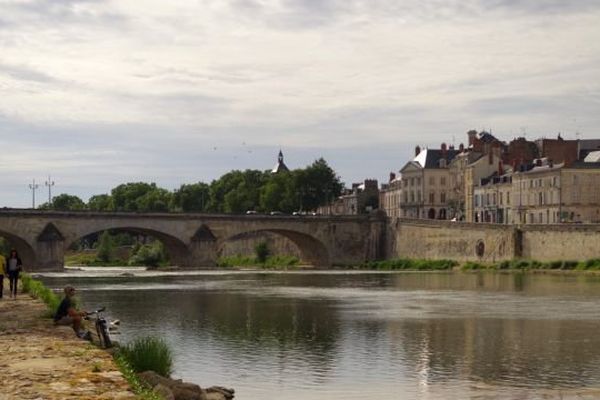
[
  {"x1": 319, "y1": 179, "x2": 379, "y2": 215},
  {"x1": 379, "y1": 173, "x2": 402, "y2": 218},
  {"x1": 271, "y1": 150, "x2": 289, "y2": 173},
  {"x1": 400, "y1": 144, "x2": 458, "y2": 219}
]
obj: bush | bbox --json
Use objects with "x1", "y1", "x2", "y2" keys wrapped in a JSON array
[
  {"x1": 128, "y1": 241, "x2": 167, "y2": 267},
  {"x1": 96, "y1": 231, "x2": 115, "y2": 262},
  {"x1": 255, "y1": 242, "x2": 270, "y2": 264},
  {"x1": 119, "y1": 336, "x2": 173, "y2": 377},
  {"x1": 461, "y1": 261, "x2": 488, "y2": 270}
]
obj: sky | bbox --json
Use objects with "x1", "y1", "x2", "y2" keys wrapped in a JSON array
[{"x1": 1, "y1": 0, "x2": 599, "y2": 207}]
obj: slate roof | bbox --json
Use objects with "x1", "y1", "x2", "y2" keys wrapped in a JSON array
[{"x1": 412, "y1": 148, "x2": 459, "y2": 169}]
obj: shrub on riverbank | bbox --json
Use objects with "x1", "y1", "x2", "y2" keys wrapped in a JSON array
[
  {"x1": 217, "y1": 254, "x2": 300, "y2": 269},
  {"x1": 119, "y1": 336, "x2": 173, "y2": 377},
  {"x1": 461, "y1": 258, "x2": 600, "y2": 271},
  {"x1": 355, "y1": 258, "x2": 458, "y2": 271},
  {"x1": 21, "y1": 274, "x2": 60, "y2": 316}
]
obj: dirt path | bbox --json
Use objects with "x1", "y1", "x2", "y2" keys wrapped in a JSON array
[{"x1": 0, "y1": 281, "x2": 137, "y2": 400}]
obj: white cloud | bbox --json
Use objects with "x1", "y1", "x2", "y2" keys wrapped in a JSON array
[{"x1": 0, "y1": 0, "x2": 599, "y2": 206}]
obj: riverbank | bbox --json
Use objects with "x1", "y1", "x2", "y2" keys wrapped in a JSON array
[{"x1": 0, "y1": 283, "x2": 136, "y2": 400}]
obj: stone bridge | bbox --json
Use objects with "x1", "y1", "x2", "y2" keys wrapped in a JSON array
[{"x1": 0, "y1": 209, "x2": 386, "y2": 271}]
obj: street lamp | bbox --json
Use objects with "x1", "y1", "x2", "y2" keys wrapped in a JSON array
[
  {"x1": 28, "y1": 179, "x2": 39, "y2": 209},
  {"x1": 45, "y1": 175, "x2": 55, "y2": 205}
]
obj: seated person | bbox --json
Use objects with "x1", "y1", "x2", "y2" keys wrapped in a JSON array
[{"x1": 54, "y1": 285, "x2": 88, "y2": 338}]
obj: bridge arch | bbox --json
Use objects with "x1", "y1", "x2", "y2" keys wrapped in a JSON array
[
  {"x1": 65, "y1": 226, "x2": 190, "y2": 266},
  {"x1": 218, "y1": 228, "x2": 330, "y2": 266},
  {"x1": 0, "y1": 229, "x2": 37, "y2": 267}
]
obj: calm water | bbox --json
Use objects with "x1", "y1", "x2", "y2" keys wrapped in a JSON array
[{"x1": 37, "y1": 269, "x2": 600, "y2": 399}]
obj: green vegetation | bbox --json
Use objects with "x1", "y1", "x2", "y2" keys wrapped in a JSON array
[
  {"x1": 118, "y1": 336, "x2": 173, "y2": 377},
  {"x1": 35, "y1": 157, "x2": 342, "y2": 214},
  {"x1": 217, "y1": 254, "x2": 300, "y2": 269},
  {"x1": 128, "y1": 242, "x2": 168, "y2": 268},
  {"x1": 352, "y1": 258, "x2": 458, "y2": 271},
  {"x1": 114, "y1": 356, "x2": 165, "y2": 400},
  {"x1": 96, "y1": 231, "x2": 115, "y2": 263},
  {"x1": 21, "y1": 274, "x2": 61, "y2": 316},
  {"x1": 460, "y1": 258, "x2": 600, "y2": 271},
  {"x1": 254, "y1": 241, "x2": 270, "y2": 263}
]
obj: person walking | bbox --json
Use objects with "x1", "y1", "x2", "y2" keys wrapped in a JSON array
[
  {"x1": 6, "y1": 249, "x2": 22, "y2": 298},
  {"x1": 0, "y1": 252, "x2": 6, "y2": 299}
]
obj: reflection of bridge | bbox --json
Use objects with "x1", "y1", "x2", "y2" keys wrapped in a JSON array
[{"x1": 0, "y1": 210, "x2": 386, "y2": 270}]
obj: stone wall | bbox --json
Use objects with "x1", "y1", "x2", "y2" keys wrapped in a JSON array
[
  {"x1": 520, "y1": 224, "x2": 600, "y2": 261},
  {"x1": 388, "y1": 218, "x2": 517, "y2": 262},
  {"x1": 220, "y1": 231, "x2": 302, "y2": 259},
  {"x1": 388, "y1": 218, "x2": 600, "y2": 262}
]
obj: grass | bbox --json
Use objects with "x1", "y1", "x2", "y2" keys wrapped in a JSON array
[
  {"x1": 114, "y1": 355, "x2": 165, "y2": 400},
  {"x1": 217, "y1": 254, "x2": 300, "y2": 269},
  {"x1": 118, "y1": 336, "x2": 173, "y2": 377},
  {"x1": 460, "y1": 258, "x2": 600, "y2": 271},
  {"x1": 350, "y1": 258, "x2": 458, "y2": 271},
  {"x1": 65, "y1": 252, "x2": 129, "y2": 266},
  {"x1": 21, "y1": 274, "x2": 61, "y2": 317}
]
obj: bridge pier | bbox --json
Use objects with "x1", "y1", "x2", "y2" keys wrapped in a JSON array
[
  {"x1": 182, "y1": 241, "x2": 218, "y2": 268},
  {"x1": 35, "y1": 223, "x2": 66, "y2": 271}
]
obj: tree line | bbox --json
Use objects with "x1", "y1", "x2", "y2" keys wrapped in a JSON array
[{"x1": 39, "y1": 158, "x2": 343, "y2": 214}]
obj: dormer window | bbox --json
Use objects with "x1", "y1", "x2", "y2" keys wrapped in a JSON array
[{"x1": 439, "y1": 159, "x2": 447, "y2": 168}]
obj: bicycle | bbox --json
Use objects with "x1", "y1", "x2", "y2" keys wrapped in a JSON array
[{"x1": 84, "y1": 307, "x2": 119, "y2": 348}]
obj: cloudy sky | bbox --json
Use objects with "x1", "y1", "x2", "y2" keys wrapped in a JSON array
[{"x1": 1, "y1": 0, "x2": 599, "y2": 207}]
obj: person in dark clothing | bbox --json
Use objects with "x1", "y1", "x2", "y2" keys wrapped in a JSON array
[
  {"x1": 54, "y1": 285, "x2": 88, "y2": 337},
  {"x1": 6, "y1": 249, "x2": 22, "y2": 298},
  {"x1": 0, "y1": 253, "x2": 6, "y2": 299}
]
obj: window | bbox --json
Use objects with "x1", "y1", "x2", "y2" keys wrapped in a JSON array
[
  {"x1": 410, "y1": 191, "x2": 414, "y2": 203},
  {"x1": 475, "y1": 195, "x2": 479, "y2": 207},
  {"x1": 417, "y1": 191, "x2": 422, "y2": 202},
  {"x1": 486, "y1": 194, "x2": 490, "y2": 205},
  {"x1": 417, "y1": 177, "x2": 421, "y2": 186},
  {"x1": 493, "y1": 193, "x2": 497, "y2": 205},
  {"x1": 441, "y1": 177, "x2": 446, "y2": 186},
  {"x1": 429, "y1": 177, "x2": 435, "y2": 185},
  {"x1": 441, "y1": 192, "x2": 446, "y2": 203},
  {"x1": 539, "y1": 192, "x2": 543, "y2": 205},
  {"x1": 429, "y1": 192, "x2": 435, "y2": 203},
  {"x1": 499, "y1": 192, "x2": 503, "y2": 205},
  {"x1": 410, "y1": 178, "x2": 414, "y2": 187},
  {"x1": 507, "y1": 192, "x2": 510, "y2": 205}
]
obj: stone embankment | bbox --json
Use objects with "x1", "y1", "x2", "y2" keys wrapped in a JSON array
[
  {"x1": 0, "y1": 291, "x2": 136, "y2": 400},
  {"x1": 0, "y1": 282, "x2": 234, "y2": 400}
]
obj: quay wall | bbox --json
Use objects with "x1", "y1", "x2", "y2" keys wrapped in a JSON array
[{"x1": 387, "y1": 219, "x2": 600, "y2": 262}]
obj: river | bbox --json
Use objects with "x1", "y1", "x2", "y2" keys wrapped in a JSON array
[{"x1": 36, "y1": 269, "x2": 600, "y2": 399}]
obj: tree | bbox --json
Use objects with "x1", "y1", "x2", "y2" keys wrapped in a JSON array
[
  {"x1": 208, "y1": 170, "x2": 268, "y2": 213},
  {"x1": 170, "y1": 182, "x2": 209, "y2": 212},
  {"x1": 295, "y1": 158, "x2": 343, "y2": 211},
  {"x1": 39, "y1": 194, "x2": 86, "y2": 211},
  {"x1": 88, "y1": 194, "x2": 114, "y2": 211},
  {"x1": 96, "y1": 231, "x2": 115, "y2": 262},
  {"x1": 111, "y1": 182, "x2": 171, "y2": 212},
  {"x1": 255, "y1": 241, "x2": 270, "y2": 263},
  {"x1": 136, "y1": 188, "x2": 172, "y2": 212}
]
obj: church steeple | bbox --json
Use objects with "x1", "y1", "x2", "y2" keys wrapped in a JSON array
[{"x1": 271, "y1": 149, "x2": 289, "y2": 173}]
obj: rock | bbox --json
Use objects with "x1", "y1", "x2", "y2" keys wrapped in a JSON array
[
  {"x1": 154, "y1": 383, "x2": 175, "y2": 400},
  {"x1": 206, "y1": 386, "x2": 235, "y2": 400},
  {"x1": 137, "y1": 371, "x2": 207, "y2": 400}
]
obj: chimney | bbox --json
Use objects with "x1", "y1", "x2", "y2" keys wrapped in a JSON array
[
  {"x1": 459, "y1": 143, "x2": 465, "y2": 152},
  {"x1": 467, "y1": 130, "x2": 477, "y2": 146},
  {"x1": 415, "y1": 145, "x2": 421, "y2": 156},
  {"x1": 441, "y1": 142, "x2": 447, "y2": 155},
  {"x1": 389, "y1": 172, "x2": 396, "y2": 182}
]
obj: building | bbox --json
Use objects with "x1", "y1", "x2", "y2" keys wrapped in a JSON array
[
  {"x1": 379, "y1": 173, "x2": 402, "y2": 218},
  {"x1": 400, "y1": 144, "x2": 458, "y2": 219},
  {"x1": 464, "y1": 151, "x2": 504, "y2": 222},
  {"x1": 319, "y1": 179, "x2": 379, "y2": 215},
  {"x1": 473, "y1": 172, "x2": 513, "y2": 224},
  {"x1": 271, "y1": 150, "x2": 289, "y2": 173}
]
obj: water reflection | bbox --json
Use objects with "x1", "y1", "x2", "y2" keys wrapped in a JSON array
[{"x1": 38, "y1": 271, "x2": 600, "y2": 399}]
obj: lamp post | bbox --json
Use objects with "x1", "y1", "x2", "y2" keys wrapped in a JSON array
[
  {"x1": 45, "y1": 175, "x2": 55, "y2": 205},
  {"x1": 28, "y1": 179, "x2": 39, "y2": 209}
]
